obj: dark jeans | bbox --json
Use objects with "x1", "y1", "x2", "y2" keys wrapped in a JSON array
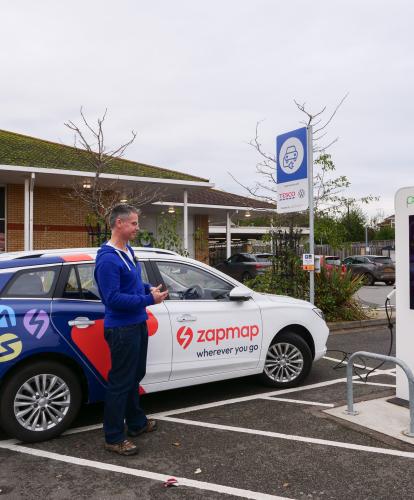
[{"x1": 103, "y1": 322, "x2": 148, "y2": 444}]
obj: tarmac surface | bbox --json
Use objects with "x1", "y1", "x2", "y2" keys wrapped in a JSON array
[
  {"x1": 355, "y1": 284, "x2": 395, "y2": 309},
  {"x1": 1, "y1": 326, "x2": 412, "y2": 500}
]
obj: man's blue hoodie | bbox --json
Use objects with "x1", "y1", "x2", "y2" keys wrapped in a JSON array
[{"x1": 94, "y1": 243, "x2": 154, "y2": 328}]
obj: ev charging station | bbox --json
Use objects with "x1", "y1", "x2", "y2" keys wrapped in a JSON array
[{"x1": 395, "y1": 187, "x2": 414, "y2": 401}]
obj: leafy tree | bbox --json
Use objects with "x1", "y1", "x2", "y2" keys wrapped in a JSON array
[
  {"x1": 338, "y1": 205, "x2": 367, "y2": 242},
  {"x1": 314, "y1": 215, "x2": 347, "y2": 249},
  {"x1": 373, "y1": 225, "x2": 395, "y2": 241}
]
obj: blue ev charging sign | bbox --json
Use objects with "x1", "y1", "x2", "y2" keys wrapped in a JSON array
[{"x1": 276, "y1": 127, "x2": 309, "y2": 213}]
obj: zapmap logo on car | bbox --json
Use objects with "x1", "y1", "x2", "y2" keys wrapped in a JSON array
[
  {"x1": 23, "y1": 309, "x2": 50, "y2": 339},
  {"x1": 176, "y1": 324, "x2": 260, "y2": 350},
  {"x1": 177, "y1": 326, "x2": 194, "y2": 349},
  {"x1": 0, "y1": 333, "x2": 23, "y2": 362}
]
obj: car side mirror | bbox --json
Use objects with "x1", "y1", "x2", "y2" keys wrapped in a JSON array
[{"x1": 229, "y1": 286, "x2": 253, "y2": 301}]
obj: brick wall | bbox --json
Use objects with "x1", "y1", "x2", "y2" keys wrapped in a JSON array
[{"x1": 6, "y1": 184, "x2": 89, "y2": 251}]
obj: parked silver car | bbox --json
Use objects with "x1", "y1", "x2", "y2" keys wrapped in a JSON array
[
  {"x1": 342, "y1": 255, "x2": 395, "y2": 286},
  {"x1": 215, "y1": 253, "x2": 272, "y2": 282}
]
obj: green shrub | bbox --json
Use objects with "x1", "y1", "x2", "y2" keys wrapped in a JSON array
[
  {"x1": 246, "y1": 257, "x2": 367, "y2": 322},
  {"x1": 315, "y1": 267, "x2": 366, "y2": 322}
]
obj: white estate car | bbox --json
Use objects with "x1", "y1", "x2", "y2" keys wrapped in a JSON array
[{"x1": 0, "y1": 247, "x2": 328, "y2": 442}]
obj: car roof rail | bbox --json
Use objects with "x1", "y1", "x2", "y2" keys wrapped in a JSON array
[
  {"x1": 132, "y1": 247, "x2": 179, "y2": 256},
  {"x1": 0, "y1": 246, "x2": 179, "y2": 260}
]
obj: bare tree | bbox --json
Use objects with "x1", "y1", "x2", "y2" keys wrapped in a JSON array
[
  {"x1": 64, "y1": 108, "x2": 165, "y2": 224},
  {"x1": 230, "y1": 95, "x2": 377, "y2": 217}
]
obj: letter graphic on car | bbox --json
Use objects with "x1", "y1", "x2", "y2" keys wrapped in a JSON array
[{"x1": 283, "y1": 145, "x2": 298, "y2": 169}]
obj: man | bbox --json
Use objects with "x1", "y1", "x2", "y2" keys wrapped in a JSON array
[{"x1": 94, "y1": 204, "x2": 168, "y2": 456}]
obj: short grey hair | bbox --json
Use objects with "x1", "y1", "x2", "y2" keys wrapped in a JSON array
[{"x1": 109, "y1": 204, "x2": 140, "y2": 228}]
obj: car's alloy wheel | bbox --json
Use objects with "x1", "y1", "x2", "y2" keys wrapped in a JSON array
[
  {"x1": 259, "y1": 332, "x2": 312, "y2": 388},
  {"x1": 264, "y1": 342, "x2": 304, "y2": 383},
  {"x1": 0, "y1": 361, "x2": 81, "y2": 442},
  {"x1": 14, "y1": 374, "x2": 71, "y2": 432}
]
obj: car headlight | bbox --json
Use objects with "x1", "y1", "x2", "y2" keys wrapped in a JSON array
[{"x1": 313, "y1": 308, "x2": 325, "y2": 321}]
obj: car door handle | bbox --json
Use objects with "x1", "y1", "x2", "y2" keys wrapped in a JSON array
[
  {"x1": 176, "y1": 314, "x2": 197, "y2": 322},
  {"x1": 68, "y1": 317, "x2": 95, "y2": 329}
]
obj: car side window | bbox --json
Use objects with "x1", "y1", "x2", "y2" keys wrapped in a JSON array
[
  {"x1": 61, "y1": 261, "x2": 148, "y2": 301},
  {"x1": 3, "y1": 267, "x2": 59, "y2": 298},
  {"x1": 139, "y1": 261, "x2": 150, "y2": 284},
  {"x1": 156, "y1": 261, "x2": 233, "y2": 300},
  {"x1": 62, "y1": 264, "x2": 100, "y2": 301},
  {"x1": 63, "y1": 267, "x2": 81, "y2": 299},
  {"x1": 77, "y1": 264, "x2": 100, "y2": 301}
]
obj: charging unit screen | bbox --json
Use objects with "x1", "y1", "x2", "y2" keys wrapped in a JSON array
[{"x1": 410, "y1": 215, "x2": 414, "y2": 309}]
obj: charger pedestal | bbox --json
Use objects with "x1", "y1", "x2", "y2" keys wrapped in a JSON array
[{"x1": 395, "y1": 187, "x2": 414, "y2": 401}]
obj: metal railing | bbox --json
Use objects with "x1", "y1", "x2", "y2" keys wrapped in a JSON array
[{"x1": 346, "y1": 351, "x2": 414, "y2": 437}]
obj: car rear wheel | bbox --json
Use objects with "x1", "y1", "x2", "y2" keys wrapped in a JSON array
[
  {"x1": 385, "y1": 280, "x2": 395, "y2": 286},
  {"x1": 0, "y1": 360, "x2": 82, "y2": 443},
  {"x1": 362, "y1": 273, "x2": 375, "y2": 286},
  {"x1": 259, "y1": 332, "x2": 312, "y2": 388}
]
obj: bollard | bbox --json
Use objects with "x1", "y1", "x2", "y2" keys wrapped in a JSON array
[{"x1": 345, "y1": 351, "x2": 414, "y2": 437}]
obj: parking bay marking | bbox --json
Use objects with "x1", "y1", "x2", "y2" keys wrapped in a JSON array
[
  {"x1": 258, "y1": 397, "x2": 334, "y2": 407},
  {"x1": 0, "y1": 442, "x2": 291, "y2": 500},
  {"x1": 0, "y1": 371, "x2": 396, "y2": 446},
  {"x1": 10, "y1": 372, "x2": 389, "y2": 441},
  {"x1": 158, "y1": 416, "x2": 414, "y2": 460}
]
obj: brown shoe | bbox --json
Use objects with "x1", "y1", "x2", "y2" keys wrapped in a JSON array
[
  {"x1": 127, "y1": 419, "x2": 158, "y2": 437},
  {"x1": 105, "y1": 439, "x2": 138, "y2": 456}
]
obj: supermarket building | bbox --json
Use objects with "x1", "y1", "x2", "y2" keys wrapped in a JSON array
[{"x1": 0, "y1": 130, "x2": 275, "y2": 263}]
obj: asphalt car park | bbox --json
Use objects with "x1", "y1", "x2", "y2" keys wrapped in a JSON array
[{"x1": 1, "y1": 326, "x2": 413, "y2": 499}]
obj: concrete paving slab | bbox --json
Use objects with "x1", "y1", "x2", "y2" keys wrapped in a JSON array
[{"x1": 325, "y1": 397, "x2": 414, "y2": 447}]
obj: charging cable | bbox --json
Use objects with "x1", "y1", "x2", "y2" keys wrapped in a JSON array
[{"x1": 327, "y1": 287, "x2": 395, "y2": 381}]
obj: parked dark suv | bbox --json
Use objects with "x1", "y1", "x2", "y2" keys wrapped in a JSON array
[
  {"x1": 215, "y1": 253, "x2": 272, "y2": 282},
  {"x1": 342, "y1": 255, "x2": 395, "y2": 286}
]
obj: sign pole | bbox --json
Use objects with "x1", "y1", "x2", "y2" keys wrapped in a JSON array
[{"x1": 307, "y1": 125, "x2": 315, "y2": 304}]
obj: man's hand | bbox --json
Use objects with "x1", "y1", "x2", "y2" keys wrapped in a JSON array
[{"x1": 151, "y1": 284, "x2": 169, "y2": 304}]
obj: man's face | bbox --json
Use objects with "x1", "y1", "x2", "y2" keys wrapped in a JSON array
[{"x1": 117, "y1": 212, "x2": 139, "y2": 241}]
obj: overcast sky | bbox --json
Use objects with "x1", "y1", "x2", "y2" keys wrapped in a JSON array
[{"x1": 1, "y1": 0, "x2": 413, "y2": 219}]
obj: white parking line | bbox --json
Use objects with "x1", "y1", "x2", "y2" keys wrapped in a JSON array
[
  {"x1": 0, "y1": 372, "x2": 394, "y2": 445},
  {"x1": 19, "y1": 373, "x2": 384, "y2": 441},
  {"x1": 152, "y1": 377, "x2": 351, "y2": 418},
  {"x1": 0, "y1": 442, "x2": 290, "y2": 500},
  {"x1": 353, "y1": 381, "x2": 396, "y2": 388},
  {"x1": 258, "y1": 397, "x2": 334, "y2": 408},
  {"x1": 158, "y1": 416, "x2": 414, "y2": 460}
]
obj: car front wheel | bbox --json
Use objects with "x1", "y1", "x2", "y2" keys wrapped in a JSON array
[
  {"x1": 0, "y1": 360, "x2": 82, "y2": 443},
  {"x1": 259, "y1": 332, "x2": 312, "y2": 388}
]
